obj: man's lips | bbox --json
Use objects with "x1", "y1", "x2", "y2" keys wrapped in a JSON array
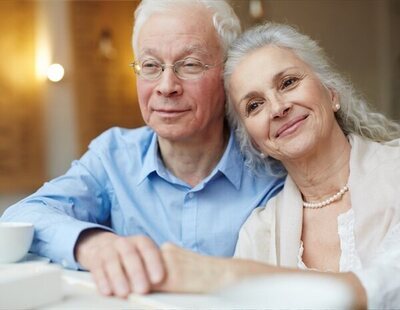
[
  {"x1": 153, "y1": 109, "x2": 190, "y2": 117},
  {"x1": 275, "y1": 115, "x2": 309, "y2": 138}
]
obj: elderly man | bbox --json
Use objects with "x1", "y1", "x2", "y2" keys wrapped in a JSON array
[{"x1": 1, "y1": 0, "x2": 282, "y2": 298}]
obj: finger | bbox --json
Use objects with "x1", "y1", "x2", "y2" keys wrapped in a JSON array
[
  {"x1": 91, "y1": 266, "x2": 112, "y2": 296},
  {"x1": 103, "y1": 251, "x2": 131, "y2": 298},
  {"x1": 135, "y1": 237, "x2": 165, "y2": 285},
  {"x1": 119, "y1": 242, "x2": 150, "y2": 294},
  {"x1": 118, "y1": 237, "x2": 155, "y2": 294}
]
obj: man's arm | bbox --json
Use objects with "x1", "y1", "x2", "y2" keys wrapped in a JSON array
[{"x1": 0, "y1": 151, "x2": 113, "y2": 269}]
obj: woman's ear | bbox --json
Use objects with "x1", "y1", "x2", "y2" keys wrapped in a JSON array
[
  {"x1": 328, "y1": 88, "x2": 340, "y2": 111},
  {"x1": 250, "y1": 137, "x2": 265, "y2": 158},
  {"x1": 250, "y1": 137, "x2": 260, "y2": 151}
]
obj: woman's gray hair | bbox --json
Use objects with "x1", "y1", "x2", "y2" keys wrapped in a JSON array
[
  {"x1": 133, "y1": 0, "x2": 241, "y2": 56},
  {"x1": 224, "y1": 22, "x2": 400, "y2": 176}
]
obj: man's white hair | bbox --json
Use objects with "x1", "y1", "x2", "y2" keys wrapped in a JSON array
[{"x1": 132, "y1": 0, "x2": 241, "y2": 56}]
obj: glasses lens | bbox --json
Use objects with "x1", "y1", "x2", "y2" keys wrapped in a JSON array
[
  {"x1": 176, "y1": 58, "x2": 205, "y2": 79},
  {"x1": 140, "y1": 60, "x2": 162, "y2": 79}
]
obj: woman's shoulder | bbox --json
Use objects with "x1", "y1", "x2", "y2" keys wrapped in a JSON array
[
  {"x1": 350, "y1": 135, "x2": 400, "y2": 158},
  {"x1": 243, "y1": 196, "x2": 280, "y2": 229},
  {"x1": 349, "y1": 135, "x2": 400, "y2": 177}
]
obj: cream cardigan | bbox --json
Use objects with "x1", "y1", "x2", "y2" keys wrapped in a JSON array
[{"x1": 234, "y1": 135, "x2": 400, "y2": 308}]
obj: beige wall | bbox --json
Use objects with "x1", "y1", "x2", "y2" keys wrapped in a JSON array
[{"x1": 390, "y1": 0, "x2": 400, "y2": 118}]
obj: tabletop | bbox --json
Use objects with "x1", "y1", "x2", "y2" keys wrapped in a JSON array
[{"x1": 0, "y1": 254, "x2": 355, "y2": 309}]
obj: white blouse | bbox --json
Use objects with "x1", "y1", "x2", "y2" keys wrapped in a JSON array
[
  {"x1": 298, "y1": 209, "x2": 362, "y2": 272},
  {"x1": 297, "y1": 209, "x2": 400, "y2": 308}
]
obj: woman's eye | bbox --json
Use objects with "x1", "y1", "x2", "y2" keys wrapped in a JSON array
[
  {"x1": 246, "y1": 100, "x2": 263, "y2": 115},
  {"x1": 281, "y1": 77, "x2": 299, "y2": 90}
]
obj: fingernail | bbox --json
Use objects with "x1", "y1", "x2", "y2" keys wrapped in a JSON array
[
  {"x1": 116, "y1": 282, "x2": 129, "y2": 296},
  {"x1": 150, "y1": 268, "x2": 163, "y2": 283},
  {"x1": 134, "y1": 280, "x2": 147, "y2": 294},
  {"x1": 99, "y1": 281, "x2": 111, "y2": 295}
]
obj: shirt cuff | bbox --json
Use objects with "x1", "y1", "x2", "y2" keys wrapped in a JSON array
[{"x1": 46, "y1": 219, "x2": 114, "y2": 270}]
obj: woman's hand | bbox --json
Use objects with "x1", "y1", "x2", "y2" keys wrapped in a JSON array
[
  {"x1": 154, "y1": 243, "x2": 366, "y2": 310},
  {"x1": 154, "y1": 243, "x2": 233, "y2": 293}
]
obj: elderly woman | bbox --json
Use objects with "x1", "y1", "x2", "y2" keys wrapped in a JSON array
[{"x1": 154, "y1": 23, "x2": 400, "y2": 308}]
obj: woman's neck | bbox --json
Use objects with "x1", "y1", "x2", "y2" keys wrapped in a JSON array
[{"x1": 283, "y1": 129, "x2": 351, "y2": 202}]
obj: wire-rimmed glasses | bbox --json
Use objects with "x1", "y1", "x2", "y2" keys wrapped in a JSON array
[{"x1": 130, "y1": 57, "x2": 223, "y2": 80}]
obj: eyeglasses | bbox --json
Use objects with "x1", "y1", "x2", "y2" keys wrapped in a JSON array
[{"x1": 130, "y1": 57, "x2": 223, "y2": 81}]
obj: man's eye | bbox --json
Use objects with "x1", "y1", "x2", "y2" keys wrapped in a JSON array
[
  {"x1": 183, "y1": 61, "x2": 201, "y2": 67},
  {"x1": 181, "y1": 60, "x2": 203, "y2": 72},
  {"x1": 142, "y1": 62, "x2": 159, "y2": 68}
]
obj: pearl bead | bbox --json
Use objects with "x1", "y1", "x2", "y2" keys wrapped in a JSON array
[{"x1": 303, "y1": 185, "x2": 349, "y2": 209}]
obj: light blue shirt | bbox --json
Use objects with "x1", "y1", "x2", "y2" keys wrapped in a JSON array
[{"x1": 1, "y1": 127, "x2": 283, "y2": 269}]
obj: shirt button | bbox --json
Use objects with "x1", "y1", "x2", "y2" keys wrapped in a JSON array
[
  {"x1": 61, "y1": 259, "x2": 68, "y2": 268},
  {"x1": 187, "y1": 193, "x2": 194, "y2": 199}
]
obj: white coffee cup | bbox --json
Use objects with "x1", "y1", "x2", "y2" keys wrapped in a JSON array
[{"x1": 0, "y1": 222, "x2": 34, "y2": 263}]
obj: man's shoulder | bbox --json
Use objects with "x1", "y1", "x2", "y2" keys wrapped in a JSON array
[{"x1": 88, "y1": 126, "x2": 155, "y2": 151}]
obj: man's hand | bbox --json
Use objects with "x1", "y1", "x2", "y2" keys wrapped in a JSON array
[{"x1": 75, "y1": 230, "x2": 165, "y2": 298}]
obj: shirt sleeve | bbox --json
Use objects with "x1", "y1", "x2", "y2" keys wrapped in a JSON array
[
  {"x1": 0, "y1": 149, "x2": 114, "y2": 270},
  {"x1": 352, "y1": 223, "x2": 400, "y2": 309}
]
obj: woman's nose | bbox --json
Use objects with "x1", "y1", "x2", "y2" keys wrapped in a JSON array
[{"x1": 270, "y1": 96, "x2": 292, "y2": 119}]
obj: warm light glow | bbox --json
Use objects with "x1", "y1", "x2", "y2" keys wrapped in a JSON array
[
  {"x1": 35, "y1": 3, "x2": 51, "y2": 82},
  {"x1": 47, "y1": 63, "x2": 65, "y2": 82}
]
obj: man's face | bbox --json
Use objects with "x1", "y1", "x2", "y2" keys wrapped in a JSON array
[{"x1": 136, "y1": 6, "x2": 225, "y2": 142}]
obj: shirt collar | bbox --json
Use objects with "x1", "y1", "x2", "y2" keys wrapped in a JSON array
[
  {"x1": 137, "y1": 130, "x2": 244, "y2": 189},
  {"x1": 137, "y1": 132, "x2": 159, "y2": 185},
  {"x1": 214, "y1": 130, "x2": 243, "y2": 190}
]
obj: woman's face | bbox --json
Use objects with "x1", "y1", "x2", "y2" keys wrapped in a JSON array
[{"x1": 229, "y1": 45, "x2": 341, "y2": 163}]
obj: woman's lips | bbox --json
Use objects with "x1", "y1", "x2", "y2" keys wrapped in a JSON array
[{"x1": 275, "y1": 115, "x2": 309, "y2": 138}]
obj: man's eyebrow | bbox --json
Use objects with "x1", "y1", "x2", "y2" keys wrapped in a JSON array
[
  {"x1": 137, "y1": 48, "x2": 158, "y2": 58},
  {"x1": 138, "y1": 45, "x2": 210, "y2": 59},
  {"x1": 182, "y1": 44, "x2": 209, "y2": 56}
]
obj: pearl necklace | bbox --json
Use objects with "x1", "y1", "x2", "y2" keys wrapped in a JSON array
[{"x1": 302, "y1": 185, "x2": 349, "y2": 209}]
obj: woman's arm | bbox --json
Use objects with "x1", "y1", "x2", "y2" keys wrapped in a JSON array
[{"x1": 155, "y1": 243, "x2": 366, "y2": 309}]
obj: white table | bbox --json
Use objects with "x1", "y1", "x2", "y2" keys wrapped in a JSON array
[
  {"x1": 0, "y1": 254, "x2": 232, "y2": 309},
  {"x1": 47, "y1": 269, "x2": 230, "y2": 309},
  {"x1": 1, "y1": 254, "x2": 355, "y2": 309}
]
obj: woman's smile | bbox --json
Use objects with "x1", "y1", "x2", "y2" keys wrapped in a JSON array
[{"x1": 274, "y1": 114, "x2": 309, "y2": 139}]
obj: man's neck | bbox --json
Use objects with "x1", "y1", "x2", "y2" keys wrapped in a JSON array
[{"x1": 158, "y1": 126, "x2": 229, "y2": 187}]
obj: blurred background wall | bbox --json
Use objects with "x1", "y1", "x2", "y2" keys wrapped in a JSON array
[{"x1": 0, "y1": 0, "x2": 399, "y2": 214}]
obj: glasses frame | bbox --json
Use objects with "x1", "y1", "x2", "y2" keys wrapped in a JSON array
[{"x1": 129, "y1": 57, "x2": 224, "y2": 81}]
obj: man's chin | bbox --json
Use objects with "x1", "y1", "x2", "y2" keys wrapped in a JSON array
[{"x1": 154, "y1": 125, "x2": 194, "y2": 142}]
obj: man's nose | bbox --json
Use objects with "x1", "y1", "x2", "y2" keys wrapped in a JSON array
[{"x1": 155, "y1": 68, "x2": 183, "y2": 97}]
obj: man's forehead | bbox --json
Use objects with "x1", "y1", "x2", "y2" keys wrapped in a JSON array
[
  {"x1": 138, "y1": 6, "x2": 216, "y2": 40},
  {"x1": 138, "y1": 43, "x2": 211, "y2": 58}
]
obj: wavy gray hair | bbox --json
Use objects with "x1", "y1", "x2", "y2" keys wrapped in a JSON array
[
  {"x1": 224, "y1": 22, "x2": 400, "y2": 176},
  {"x1": 132, "y1": 0, "x2": 241, "y2": 56}
]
